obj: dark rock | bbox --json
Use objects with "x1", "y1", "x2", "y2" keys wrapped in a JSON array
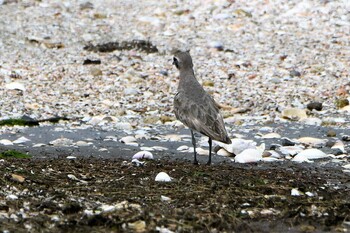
[
  {"x1": 80, "y1": 2, "x2": 94, "y2": 10},
  {"x1": 307, "y1": 102, "x2": 323, "y2": 111},
  {"x1": 325, "y1": 140, "x2": 336, "y2": 148},
  {"x1": 269, "y1": 144, "x2": 281, "y2": 150},
  {"x1": 290, "y1": 70, "x2": 301, "y2": 77},
  {"x1": 341, "y1": 135, "x2": 350, "y2": 141},
  {"x1": 160, "y1": 70, "x2": 168, "y2": 76},
  {"x1": 281, "y1": 137, "x2": 295, "y2": 146},
  {"x1": 83, "y1": 59, "x2": 101, "y2": 65},
  {"x1": 332, "y1": 148, "x2": 344, "y2": 156}
]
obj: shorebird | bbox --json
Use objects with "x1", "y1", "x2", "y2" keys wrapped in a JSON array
[{"x1": 172, "y1": 51, "x2": 232, "y2": 165}]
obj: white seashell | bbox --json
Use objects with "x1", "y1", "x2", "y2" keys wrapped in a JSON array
[
  {"x1": 6, "y1": 194, "x2": 19, "y2": 200},
  {"x1": 13, "y1": 136, "x2": 31, "y2": 144},
  {"x1": 120, "y1": 136, "x2": 137, "y2": 144},
  {"x1": 132, "y1": 151, "x2": 154, "y2": 160},
  {"x1": 278, "y1": 146, "x2": 304, "y2": 156},
  {"x1": 67, "y1": 174, "x2": 79, "y2": 181},
  {"x1": 291, "y1": 154, "x2": 313, "y2": 163},
  {"x1": 331, "y1": 140, "x2": 345, "y2": 153},
  {"x1": 0, "y1": 139, "x2": 13, "y2": 145},
  {"x1": 151, "y1": 146, "x2": 168, "y2": 151},
  {"x1": 104, "y1": 136, "x2": 118, "y2": 141},
  {"x1": 49, "y1": 138, "x2": 74, "y2": 147},
  {"x1": 267, "y1": 150, "x2": 283, "y2": 159},
  {"x1": 301, "y1": 117, "x2": 322, "y2": 126},
  {"x1": 100, "y1": 204, "x2": 116, "y2": 213},
  {"x1": 340, "y1": 105, "x2": 350, "y2": 112},
  {"x1": 155, "y1": 172, "x2": 172, "y2": 182},
  {"x1": 160, "y1": 195, "x2": 171, "y2": 202},
  {"x1": 342, "y1": 164, "x2": 350, "y2": 169},
  {"x1": 216, "y1": 138, "x2": 257, "y2": 155},
  {"x1": 51, "y1": 215, "x2": 60, "y2": 222},
  {"x1": 138, "y1": 16, "x2": 161, "y2": 26},
  {"x1": 5, "y1": 82, "x2": 25, "y2": 91},
  {"x1": 132, "y1": 159, "x2": 145, "y2": 166},
  {"x1": 98, "y1": 148, "x2": 108, "y2": 152},
  {"x1": 291, "y1": 188, "x2": 302, "y2": 196},
  {"x1": 235, "y1": 148, "x2": 263, "y2": 163},
  {"x1": 66, "y1": 156, "x2": 76, "y2": 160},
  {"x1": 33, "y1": 143, "x2": 46, "y2": 147},
  {"x1": 88, "y1": 115, "x2": 117, "y2": 125},
  {"x1": 261, "y1": 133, "x2": 281, "y2": 139},
  {"x1": 87, "y1": 115, "x2": 105, "y2": 125},
  {"x1": 305, "y1": 192, "x2": 315, "y2": 197},
  {"x1": 281, "y1": 108, "x2": 307, "y2": 120},
  {"x1": 114, "y1": 122, "x2": 133, "y2": 130},
  {"x1": 67, "y1": 174, "x2": 88, "y2": 184},
  {"x1": 126, "y1": 142, "x2": 139, "y2": 147},
  {"x1": 164, "y1": 134, "x2": 182, "y2": 142},
  {"x1": 208, "y1": 41, "x2": 224, "y2": 49},
  {"x1": 297, "y1": 137, "x2": 326, "y2": 147},
  {"x1": 76, "y1": 141, "x2": 91, "y2": 147},
  {"x1": 196, "y1": 147, "x2": 209, "y2": 155},
  {"x1": 261, "y1": 157, "x2": 280, "y2": 162},
  {"x1": 259, "y1": 127, "x2": 274, "y2": 133},
  {"x1": 177, "y1": 145, "x2": 189, "y2": 151},
  {"x1": 216, "y1": 148, "x2": 232, "y2": 157},
  {"x1": 296, "y1": 149, "x2": 328, "y2": 160},
  {"x1": 139, "y1": 147, "x2": 154, "y2": 151},
  {"x1": 123, "y1": 87, "x2": 138, "y2": 95}
]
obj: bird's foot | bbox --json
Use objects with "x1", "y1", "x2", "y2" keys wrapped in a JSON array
[
  {"x1": 193, "y1": 160, "x2": 199, "y2": 165},
  {"x1": 206, "y1": 160, "x2": 211, "y2": 166}
]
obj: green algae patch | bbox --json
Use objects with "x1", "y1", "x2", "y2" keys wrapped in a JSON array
[
  {"x1": 0, "y1": 118, "x2": 39, "y2": 127},
  {"x1": 0, "y1": 150, "x2": 31, "y2": 159}
]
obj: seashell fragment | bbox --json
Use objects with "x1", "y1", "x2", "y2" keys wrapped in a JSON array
[
  {"x1": 291, "y1": 188, "x2": 302, "y2": 196},
  {"x1": 13, "y1": 136, "x2": 31, "y2": 144},
  {"x1": 155, "y1": 172, "x2": 172, "y2": 182},
  {"x1": 281, "y1": 108, "x2": 307, "y2": 120},
  {"x1": 132, "y1": 151, "x2": 154, "y2": 160},
  {"x1": 76, "y1": 141, "x2": 91, "y2": 146},
  {"x1": 216, "y1": 148, "x2": 233, "y2": 156},
  {"x1": 278, "y1": 146, "x2": 304, "y2": 156},
  {"x1": 5, "y1": 82, "x2": 25, "y2": 91},
  {"x1": 297, "y1": 137, "x2": 326, "y2": 147},
  {"x1": 296, "y1": 148, "x2": 328, "y2": 160},
  {"x1": 49, "y1": 138, "x2": 74, "y2": 147},
  {"x1": 120, "y1": 136, "x2": 137, "y2": 144},
  {"x1": 33, "y1": 143, "x2": 46, "y2": 147},
  {"x1": 216, "y1": 138, "x2": 257, "y2": 155},
  {"x1": 234, "y1": 146, "x2": 264, "y2": 163},
  {"x1": 0, "y1": 139, "x2": 13, "y2": 146},
  {"x1": 261, "y1": 133, "x2": 281, "y2": 139},
  {"x1": 177, "y1": 145, "x2": 189, "y2": 151}
]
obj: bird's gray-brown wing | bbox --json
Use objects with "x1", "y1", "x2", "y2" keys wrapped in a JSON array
[{"x1": 174, "y1": 91, "x2": 231, "y2": 144}]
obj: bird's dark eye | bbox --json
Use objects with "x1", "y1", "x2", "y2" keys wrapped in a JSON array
[{"x1": 173, "y1": 57, "x2": 179, "y2": 68}]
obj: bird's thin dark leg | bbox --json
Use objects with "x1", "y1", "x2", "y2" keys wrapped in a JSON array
[
  {"x1": 191, "y1": 130, "x2": 199, "y2": 165},
  {"x1": 207, "y1": 138, "x2": 212, "y2": 165}
]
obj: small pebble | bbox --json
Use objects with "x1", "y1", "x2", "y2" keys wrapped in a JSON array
[
  {"x1": 155, "y1": 172, "x2": 172, "y2": 182},
  {"x1": 342, "y1": 135, "x2": 350, "y2": 141},
  {"x1": 306, "y1": 102, "x2": 323, "y2": 111},
  {"x1": 290, "y1": 70, "x2": 301, "y2": 77},
  {"x1": 326, "y1": 130, "x2": 336, "y2": 137}
]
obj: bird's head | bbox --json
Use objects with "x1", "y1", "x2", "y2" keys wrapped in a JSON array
[{"x1": 172, "y1": 51, "x2": 193, "y2": 70}]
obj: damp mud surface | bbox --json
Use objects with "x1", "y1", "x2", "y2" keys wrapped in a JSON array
[{"x1": 1, "y1": 156, "x2": 349, "y2": 233}]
